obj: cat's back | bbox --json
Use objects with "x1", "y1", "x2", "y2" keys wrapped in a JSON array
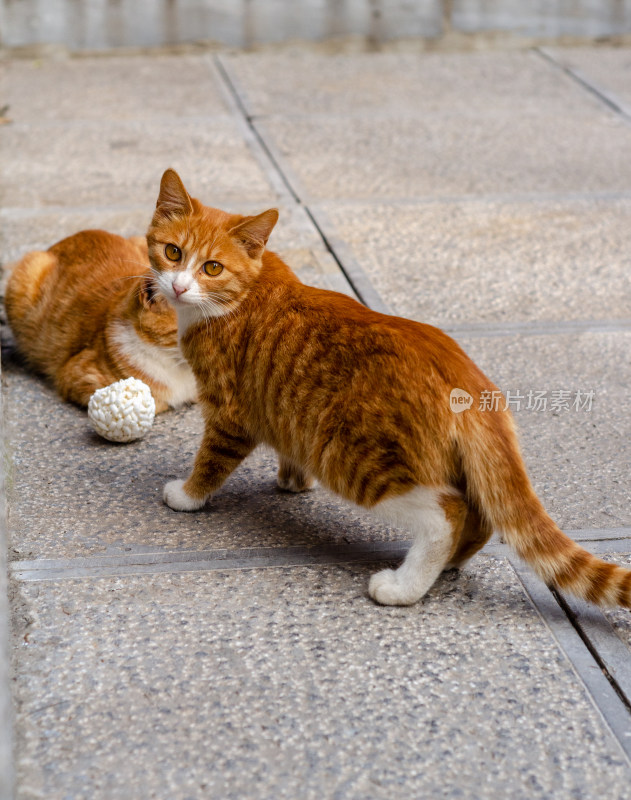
[
  {"x1": 47, "y1": 230, "x2": 148, "y2": 303},
  {"x1": 267, "y1": 270, "x2": 472, "y2": 373},
  {"x1": 244, "y1": 264, "x2": 491, "y2": 432},
  {"x1": 5, "y1": 230, "x2": 148, "y2": 372}
]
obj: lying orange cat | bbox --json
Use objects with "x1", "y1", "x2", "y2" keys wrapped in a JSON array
[
  {"x1": 5, "y1": 230, "x2": 197, "y2": 412},
  {"x1": 150, "y1": 167, "x2": 629, "y2": 608}
]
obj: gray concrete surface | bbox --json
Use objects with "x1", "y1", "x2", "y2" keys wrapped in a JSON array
[
  {"x1": 2, "y1": 44, "x2": 631, "y2": 800},
  {"x1": 256, "y1": 109, "x2": 631, "y2": 200},
  {"x1": 545, "y1": 46, "x2": 631, "y2": 118},
  {"x1": 0, "y1": 55, "x2": 231, "y2": 120},
  {"x1": 2, "y1": 117, "x2": 277, "y2": 208},
  {"x1": 222, "y1": 50, "x2": 631, "y2": 201},
  {"x1": 12, "y1": 562, "x2": 631, "y2": 800},
  {"x1": 222, "y1": 50, "x2": 604, "y2": 116},
  {"x1": 315, "y1": 197, "x2": 631, "y2": 325}
]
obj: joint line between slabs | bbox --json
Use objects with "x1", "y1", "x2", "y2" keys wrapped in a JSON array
[
  {"x1": 212, "y1": 54, "x2": 381, "y2": 309},
  {"x1": 212, "y1": 54, "x2": 300, "y2": 205},
  {"x1": 10, "y1": 528, "x2": 631, "y2": 579},
  {"x1": 551, "y1": 587, "x2": 631, "y2": 716},
  {"x1": 510, "y1": 558, "x2": 631, "y2": 765},
  {"x1": 536, "y1": 48, "x2": 631, "y2": 122},
  {"x1": 444, "y1": 318, "x2": 631, "y2": 339},
  {"x1": 302, "y1": 206, "x2": 387, "y2": 310}
]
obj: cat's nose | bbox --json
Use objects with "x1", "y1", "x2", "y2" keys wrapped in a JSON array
[{"x1": 172, "y1": 281, "x2": 188, "y2": 298}]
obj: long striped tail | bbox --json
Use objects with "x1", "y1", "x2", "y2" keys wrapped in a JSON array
[{"x1": 458, "y1": 409, "x2": 631, "y2": 607}]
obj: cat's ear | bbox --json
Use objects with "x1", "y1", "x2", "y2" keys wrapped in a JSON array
[
  {"x1": 229, "y1": 209, "x2": 279, "y2": 259},
  {"x1": 155, "y1": 168, "x2": 194, "y2": 219}
]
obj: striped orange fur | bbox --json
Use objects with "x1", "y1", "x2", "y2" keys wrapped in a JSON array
[
  {"x1": 5, "y1": 230, "x2": 197, "y2": 412},
  {"x1": 150, "y1": 168, "x2": 630, "y2": 608}
]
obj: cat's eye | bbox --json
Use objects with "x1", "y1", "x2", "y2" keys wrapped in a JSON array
[
  {"x1": 203, "y1": 261, "x2": 224, "y2": 277},
  {"x1": 165, "y1": 243, "x2": 181, "y2": 262}
]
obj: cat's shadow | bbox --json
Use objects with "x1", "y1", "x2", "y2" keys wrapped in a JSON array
[
  {"x1": 191, "y1": 485, "x2": 511, "y2": 609},
  {"x1": 189, "y1": 478, "x2": 418, "y2": 566},
  {"x1": 190, "y1": 481, "x2": 359, "y2": 551}
]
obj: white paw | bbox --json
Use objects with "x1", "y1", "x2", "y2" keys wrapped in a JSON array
[
  {"x1": 368, "y1": 568, "x2": 420, "y2": 606},
  {"x1": 163, "y1": 479, "x2": 206, "y2": 511}
]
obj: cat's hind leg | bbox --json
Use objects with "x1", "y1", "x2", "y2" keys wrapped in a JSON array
[
  {"x1": 368, "y1": 486, "x2": 470, "y2": 606},
  {"x1": 444, "y1": 500, "x2": 493, "y2": 570},
  {"x1": 277, "y1": 456, "x2": 314, "y2": 493},
  {"x1": 56, "y1": 350, "x2": 117, "y2": 407}
]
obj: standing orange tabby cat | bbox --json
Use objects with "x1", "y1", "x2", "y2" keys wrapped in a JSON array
[
  {"x1": 5, "y1": 230, "x2": 197, "y2": 412},
  {"x1": 149, "y1": 168, "x2": 631, "y2": 608}
]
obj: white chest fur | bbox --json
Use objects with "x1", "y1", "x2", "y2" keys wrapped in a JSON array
[{"x1": 110, "y1": 321, "x2": 197, "y2": 407}]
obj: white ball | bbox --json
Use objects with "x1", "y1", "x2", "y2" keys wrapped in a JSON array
[{"x1": 88, "y1": 377, "x2": 156, "y2": 442}]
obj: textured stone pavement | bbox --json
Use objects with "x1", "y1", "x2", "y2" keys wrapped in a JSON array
[{"x1": 1, "y1": 46, "x2": 631, "y2": 800}]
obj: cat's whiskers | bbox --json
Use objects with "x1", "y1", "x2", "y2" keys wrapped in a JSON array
[
  {"x1": 199, "y1": 289, "x2": 234, "y2": 311},
  {"x1": 199, "y1": 297, "x2": 227, "y2": 320}
]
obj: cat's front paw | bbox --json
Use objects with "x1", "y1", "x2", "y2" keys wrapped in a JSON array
[
  {"x1": 163, "y1": 479, "x2": 206, "y2": 511},
  {"x1": 368, "y1": 568, "x2": 419, "y2": 606}
]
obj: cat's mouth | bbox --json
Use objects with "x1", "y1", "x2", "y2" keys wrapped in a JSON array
[{"x1": 170, "y1": 291, "x2": 195, "y2": 306}]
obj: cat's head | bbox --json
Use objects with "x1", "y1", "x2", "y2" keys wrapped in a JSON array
[{"x1": 147, "y1": 169, "x2": 278, "y2": 320}]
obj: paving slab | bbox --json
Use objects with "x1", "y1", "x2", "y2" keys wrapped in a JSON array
[
  {"x1": 221, "y1": 50, "x2": 631, "y2": 201},
  {"x1": 0, "y1": 53, "x2": 282, "y2": 211},
  {"x1": 545, "y1": 47, "x2": 631, "y2": 117},
  {"x1": 0, "y1": 391, "x2": 12, "y2": 800},
  {"x1": 257, "y1": 108, "x2": 631, "y2": 201},
  {"x1": 0, "y1": 55, "x2": 230, "y2": 121},
  {"x1": 11, "y1": 560, "x2": 631, "y2": 800},
  {"x1": 314, "y1": 197, "x2": 631, "y2": 326},
  {"x1": 221, "y1": 50, "x2": 605, "y2": 117},
  {"x1": 3, "y1": 330, "x2": 628, "y2": 565},
  {"x1": 1, "y1": 116, "x2": 279, "y2": 209}
]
